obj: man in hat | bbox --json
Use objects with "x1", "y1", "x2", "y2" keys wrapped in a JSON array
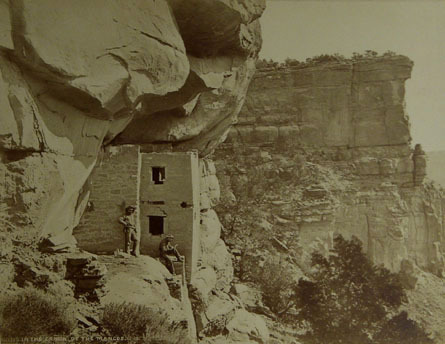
[
  {"x1": 118, "y1": 205, "x2": 140, "y2": 257},
  {"x1": 159, "y1": 234, "x2": 183, "y2": 274}
]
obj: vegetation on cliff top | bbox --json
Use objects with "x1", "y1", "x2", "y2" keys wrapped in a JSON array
[{"x1": 256, "y1": 50, "x2": 399, "y2": 70}]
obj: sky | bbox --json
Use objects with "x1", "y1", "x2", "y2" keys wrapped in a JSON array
[{"x1": 259, "y1": 0, "x2": 445, "y2": 151}]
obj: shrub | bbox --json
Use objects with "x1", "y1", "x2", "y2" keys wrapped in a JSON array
[
  {"x1": 144, "y1": 316, "x2": 190, "y2": 344},
  {"x1": 102, "y1": 303, "x2": 151, "y2": 338},
  {"x1": 101, "y1": 302, "x2": 190, "y2": 344},
  {"x1": 375, "y1": 311, "x2": 433, "y2": 344},
  {"x1": 285, "y1": 57, "x2": 302, "y2": 67},
  {"x1": 383, "y1": 50, "x2": 397, "y2": 57},
  {"x1": 294, "y1": 235, "x2": 430, "y2": 344},
  {"x1": 254, "y1": 259, "x2": 295, "y2": 315},
  {"x1": 305, "y1": 53, "x2": 346, "y2": 65},
  {"x1": 0, "y1": 288, "x2": 76, "y2": 337}
]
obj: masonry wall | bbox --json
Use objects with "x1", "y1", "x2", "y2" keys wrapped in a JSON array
[
  {"x1": 75, "y1": 147, "x2": 200, "y2": 280},
  {"x1": 139, "y1": 151, "x2": 200, "y2": 279},
  {"x1": 74, "y1": 145, "x2": 140, "y2": 253},
  {"x1": 191, "y1": 154, "x2": 201, "y2": 279}
]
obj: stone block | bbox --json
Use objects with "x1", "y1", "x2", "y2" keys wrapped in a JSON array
[{"x1": 226, "y1": 309, "x2": 269, "y2": 344}]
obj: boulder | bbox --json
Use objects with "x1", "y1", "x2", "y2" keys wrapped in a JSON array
[
  {"x1": 0, "y1": 0, "x2": 264, "y2": 248},
  {"x1": 11, "y1": 0, "x2": 188, "y2": 115},
  {"x1": 226, "y1": 309, "x2": 269, "y2": 343},
  {"x1": 232, "y1": 283, "x2": 262, "y2": 310},
  {"x1": 202, "y1": 239, "x2": 234, "y2": 291},
  {"x1": 40, "y1": 230, "x2": 78, "y2": 253},
  {"x1": 100, "y1": 255, "x2": 185, "y2": 322},
  {"x1": 168, "y1": 0, "x2": 265, "y2": 57},
  {"x1": 200, "y1": 159, "x2": 221, "y2": 209},
  {"x1": 201, "y1": 210, "x2": 222, "y2": 253},
  {"x1": 191, "y1": 266, "x2": 218, "y2": 305}
]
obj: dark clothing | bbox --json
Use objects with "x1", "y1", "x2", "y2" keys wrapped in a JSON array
[
  {"x1": 159, "y1": 238, "x2": 182, "y2": 274},
  {"x1": 119, "y1": 214, "x2": 140, "y2": 256},
  {"x1": 124, "y1": 227, "x2": 140, "y2": 256}
]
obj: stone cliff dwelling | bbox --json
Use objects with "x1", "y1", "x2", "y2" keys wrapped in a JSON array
[{"x1": 74, "y1": 145, "x2": 201, "y2": 280}]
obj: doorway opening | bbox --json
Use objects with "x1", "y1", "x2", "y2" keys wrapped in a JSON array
[{"x1": 148, "y1": 215, "x2": 165, "y2": 235}]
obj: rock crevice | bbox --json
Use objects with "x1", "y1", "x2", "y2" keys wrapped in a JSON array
[{"x1": 216, "y1": 57, "x2": 444, "y2": 275}]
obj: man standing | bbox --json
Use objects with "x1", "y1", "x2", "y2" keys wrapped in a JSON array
[
  {"x1": 159, "y1": 234, "x2": 183, "y2": 274},
  {"x1": 118, "y1": 205, "x2": 140, "y2": 257}
]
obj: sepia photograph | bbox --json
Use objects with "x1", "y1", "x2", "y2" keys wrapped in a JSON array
[{"x1": 0, "y1": 0, "x2": 444, "y2": 343}]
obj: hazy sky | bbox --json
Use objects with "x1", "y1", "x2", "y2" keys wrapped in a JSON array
[{"x1": 260, "y1": 0, "x2": 445, "y2": 151}]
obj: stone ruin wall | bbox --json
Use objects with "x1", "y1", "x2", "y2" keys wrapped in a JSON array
[
  {"x1": 0, "y1": 0, "x2": 265, "y2": 243},
  {"x1": 75, "y1": 145, "x2": 140, "y2": 254},
  {"x1": 2, "y1": 0, "x2": 442, "y2": 339},
  {"x1": 75, "y1": 146, "x2": 215, "y2": 282},
  {"x1": 215, "y1": 57, "x2": 445, "y2": 275},
  {"x1": 0, "y1": 0, "x2": 261, "y2": 291},
  {"x1": 0, "y1": 1, "x2": 270, "y2": 342}
]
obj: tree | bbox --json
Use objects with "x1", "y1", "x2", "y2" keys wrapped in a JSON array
[
  {"x1": 375, "y1": 311, "x2": 433, "y2": 344},
  {"x1": 364, "y1": 50, "x2": 379, "y2": 58},
  {"x1": 294, "y1": 235, "x2": 430, "y2": 344},
  {"x1": 255, "y1": 58, "x2": 269, "y2": 69},
  {"x1": 383, "y1": 50, "x2": 397, "y2": 57}
]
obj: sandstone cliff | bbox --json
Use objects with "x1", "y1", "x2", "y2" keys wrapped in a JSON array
[
  {"x1": 2, "y1": 1, "x2": 443, "y2": 341},
  {"x1": 0, "y1": 1, "x2": 268, "y2": 342},
  {"x1": 0, "y1": 0, "x2": 264, "y2": 242},
  {"x1": 214, "y1": 57, "x2": 445, "y2": 340},
  {"x1": 216, "y1": 56, "x2": 445, "y2": 277}
]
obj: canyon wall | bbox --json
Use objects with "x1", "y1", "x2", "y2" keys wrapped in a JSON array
[
  {"x1": 2, "y1": 1, "x2": 443, "y2": 340},
  {"x1": 215, "y1": 57, "x2": 445, "y2": 275},
  {"x1": 0, "y1": 1, "x2": 270, "y2": 342},
  {"x1": 0, "y1": 0, "x2": 265, "y2": 243}
]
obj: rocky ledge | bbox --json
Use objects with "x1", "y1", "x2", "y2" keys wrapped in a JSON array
[
  {"x1": 0, "y1": 0, "x2": 265, "y2": 241},
  {"x1": 216, "y1": 56, "x2": 445, "y2": 276},
  {"x1": 0, "y1": 1, "x2": 267, "y2": 343}
]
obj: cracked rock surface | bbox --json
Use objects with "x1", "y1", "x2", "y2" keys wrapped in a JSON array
[
  {"x1": 215, "y1": 56, "x2": 445, "y2": 275},
  {"x1": 0, "y1": 0, "x2": 265, "y2": 240}
]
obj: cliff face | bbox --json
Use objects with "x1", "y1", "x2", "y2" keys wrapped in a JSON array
[
  {"x1": 234, "y1": 57, "x2": 412, "y2": 150},
  {"x1": 0, "y1": 2, "x2": 271, "y2": 342},
  {"x1": 0, "y1": 0, "x2": 265, "y2": 242},
  {"x1": 215, "y1": 57, "x2": 445, "y2": 275}
]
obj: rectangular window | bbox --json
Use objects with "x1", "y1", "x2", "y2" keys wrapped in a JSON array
[
  {"x1": 148, "y1": 215, "x2": 164, "y2": 235},
  {"x1": 152, "y1": 167, "x2": 165, "y2": 184}
]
